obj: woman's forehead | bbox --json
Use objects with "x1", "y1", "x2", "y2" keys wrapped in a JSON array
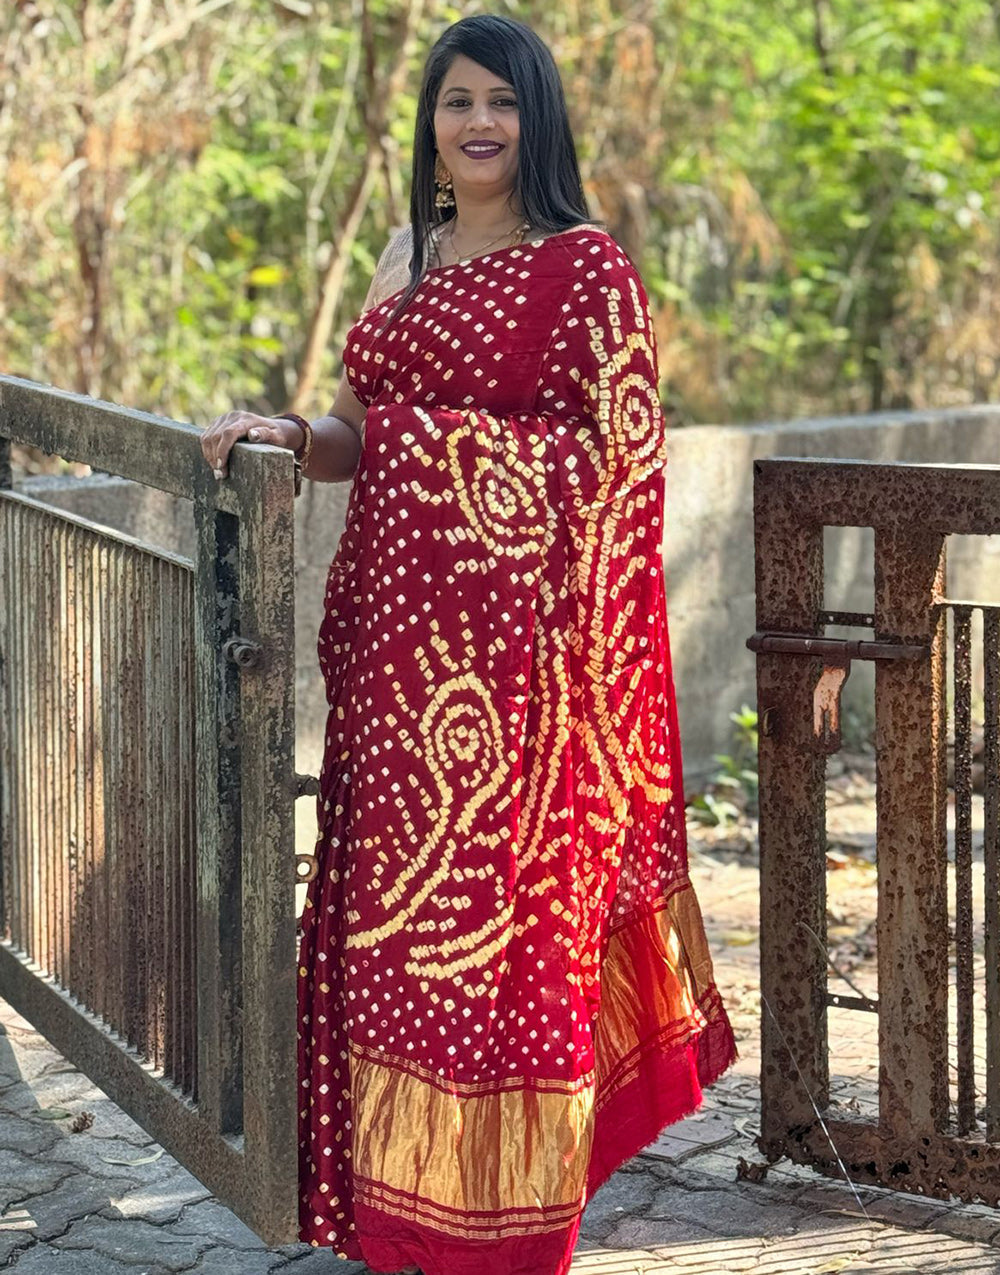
[{"x1": 439, "y1": 54, "x2": 513, "y2": 93}]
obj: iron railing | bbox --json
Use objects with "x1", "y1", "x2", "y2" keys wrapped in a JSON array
[
  {"x1": 0, "y1": 375, "x2": 299, "y2": 1243},
  {"x1": 752, "y1": 457, "x2": 1000, "y2": 1204}
]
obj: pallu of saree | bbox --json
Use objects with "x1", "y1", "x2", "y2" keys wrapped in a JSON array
[{"x1": 297, "y1": 226, "x2": 736, "y2": 1275}]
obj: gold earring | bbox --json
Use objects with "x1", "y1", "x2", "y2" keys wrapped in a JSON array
[{"x1": 434, "y1": 154, "x2": 455, "y2": 210}]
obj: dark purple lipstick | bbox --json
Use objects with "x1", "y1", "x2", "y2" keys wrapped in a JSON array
[{"x1": 460, "y1": 141, "x2": 505, "y2": 159}]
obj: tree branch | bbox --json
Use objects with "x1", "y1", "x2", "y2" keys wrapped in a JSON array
[
  {"x1": 286, "y1": 151, "x2": 380, "y2": 413},
  {"x1": 289, "y1": 0, "x2": 425, "y2": 410},
  {"x1": 811, "y1": 0, "x2": 834, "y2": 80}
]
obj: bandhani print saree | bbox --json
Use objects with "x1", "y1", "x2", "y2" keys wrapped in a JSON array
[{"x1": 297, "y1": 226, "x2": 736, "y2": 1275}]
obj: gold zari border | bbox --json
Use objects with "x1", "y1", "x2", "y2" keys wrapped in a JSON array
[
  {"x1": 351, "y1": 884, "x2": 718, "y2": 1226},
  {"x1": 355, "y1": 1177, "x2": 582, "y2": 1241}
]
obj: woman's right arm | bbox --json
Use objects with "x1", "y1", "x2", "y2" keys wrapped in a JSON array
[
  {"x1": 296, "y1": 374, "x2": 366, "y2": 483},
  {"x1": 202, "y1": 225, "x2": 415, "y2": 482},
  {"x1": 199, "y1": 366, "x2": 365, "y2": 484}
]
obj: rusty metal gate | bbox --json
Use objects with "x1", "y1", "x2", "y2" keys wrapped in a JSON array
[
  {"x1": 0, "y1": 375, "x2": 300, "y2": 1243},
  {"x1": 752, "y1": 457, "x2": 1000, "y2": 1203}
]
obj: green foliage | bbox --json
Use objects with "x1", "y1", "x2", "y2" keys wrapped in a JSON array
[
  {"x1": 690, "y1": 705, "x2": 759, "y2": 827},
  {"x1": 649, "y1": 0, "x2": 1000, "y2": 420},
  {"x1": 2, "y1": 0, "x2": 998, "y2": 424}
]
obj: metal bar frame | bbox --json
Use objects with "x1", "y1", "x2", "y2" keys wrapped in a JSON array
[
  {"x1": 0, "y1": 375, "x2": 298, "y2": 1244},
  {"x1": 752, "y1": 457, "x2": 1000, "y2": 1202}
]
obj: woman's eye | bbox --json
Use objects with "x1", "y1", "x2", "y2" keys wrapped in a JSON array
[{"x1": 441, "y1": 97, "x2": 517, "y2": 110}]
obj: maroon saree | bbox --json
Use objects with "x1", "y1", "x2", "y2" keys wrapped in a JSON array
[{"x1": 297, "y1": 226, "x2": 736, "y2": 1275}]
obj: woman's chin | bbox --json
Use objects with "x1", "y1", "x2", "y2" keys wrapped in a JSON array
[{"x1": 449, "y1": 161, "x2": 515, "y2": 190}]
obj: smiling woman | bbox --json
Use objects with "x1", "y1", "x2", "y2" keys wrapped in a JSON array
[
  {"x1": 201, "y1": 13, "x2": 736, "y2": 1275},
  {"x1": 433, "y1": 57, "x2": 523, "y2": 239}
]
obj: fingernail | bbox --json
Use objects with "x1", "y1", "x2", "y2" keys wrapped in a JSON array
[
  {"x1": 213, "y1": 468, "x2": 224, "y2": 480},
  {"x1": 248, "y1": 429, "x2": 260, "y2": 441}
]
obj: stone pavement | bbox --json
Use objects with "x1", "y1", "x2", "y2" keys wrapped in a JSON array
[{"x1": 3, "y1": 784, "x2": 1000, "y2": 1273}]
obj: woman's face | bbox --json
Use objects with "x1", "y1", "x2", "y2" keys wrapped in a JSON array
[{"x1": 433, "y1": 54, "x2": 520, "y2": 204}]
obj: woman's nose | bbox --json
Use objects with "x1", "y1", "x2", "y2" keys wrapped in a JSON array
[{"x1": 467, "y1": 103, "x2": 495, "y2": 130}]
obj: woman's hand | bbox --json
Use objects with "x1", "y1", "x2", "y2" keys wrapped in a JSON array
[{"x1": 200, "y1": 410, "x2": 305, "y2": 480}]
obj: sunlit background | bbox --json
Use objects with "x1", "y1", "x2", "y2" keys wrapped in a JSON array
[{"x1": 2, "y1": 0, "x2": 998, "y2": 435}]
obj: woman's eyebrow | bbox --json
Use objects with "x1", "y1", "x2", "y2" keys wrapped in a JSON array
[{"x1": 442, "y1": 84, "x2": 516, "y2": 94}]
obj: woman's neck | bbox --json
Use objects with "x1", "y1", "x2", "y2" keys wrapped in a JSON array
[{"x1": 450, "y1": 192, "x2": 525, "y2": 237}]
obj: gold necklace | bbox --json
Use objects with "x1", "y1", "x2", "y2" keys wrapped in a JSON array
[{"x1": 446, "y1": 219, "x2": 531, "y2": 265}]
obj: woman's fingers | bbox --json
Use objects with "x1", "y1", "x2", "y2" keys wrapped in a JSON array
[
  {"x1": 200, "y1": 411, "x2": 291, "y2": 480},
  {"x1": 200, "y1": 410, "x2": 244, "y2": 478},
  {"x1": 245, "y1": 422, "x2": 301, "y2": 448}
]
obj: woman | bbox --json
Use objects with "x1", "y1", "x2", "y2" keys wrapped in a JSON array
[{"x1": 202, "y1": 15, "x2": 735, "y2": 1275}]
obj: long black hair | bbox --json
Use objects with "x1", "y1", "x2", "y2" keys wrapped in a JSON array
[{"x1": 389, "y1": 14, "x2": 590, "y2": 321}]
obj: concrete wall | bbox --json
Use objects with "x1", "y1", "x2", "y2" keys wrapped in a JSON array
[
  {"x1": 664, "y1": 404, "x2": 1000, "y2": 776},
  {"x1": 18, "y1": 403, "x2": 1000, "y2": 783}
]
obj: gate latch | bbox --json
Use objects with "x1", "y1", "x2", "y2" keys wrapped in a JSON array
[{"x1": 746, "y1": 632, "x2": 927, "y2": 754}]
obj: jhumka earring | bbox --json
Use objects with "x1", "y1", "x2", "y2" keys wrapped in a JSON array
[{"x1": 434, "y1": 154, "x2": 455, "y2": 210}]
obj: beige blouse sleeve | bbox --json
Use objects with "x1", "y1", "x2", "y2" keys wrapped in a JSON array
[{"x1": 362, "y1": 225, "x2": 415, "y2": 312}]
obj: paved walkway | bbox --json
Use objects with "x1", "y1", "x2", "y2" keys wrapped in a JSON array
[{"x1": 3, "y1": 782, "x2": 1000, "y2": 1273}]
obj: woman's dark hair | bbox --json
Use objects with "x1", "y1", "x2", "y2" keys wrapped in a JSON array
[{"x1": 388, "y1": 14, "x2": 590, "y2": 321}]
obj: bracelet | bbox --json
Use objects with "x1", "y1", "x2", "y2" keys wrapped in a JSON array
[
  {"x1": 276, "y1": 412, "x2": 313, "y2": 495},
  {"x1": 276, "y1": 412, "x2": 314, "y2": 466}
]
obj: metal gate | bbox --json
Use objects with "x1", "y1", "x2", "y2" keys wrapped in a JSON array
[
  {"x1": 752, "y1": 457, "x2": 1000, "y2": 1203},
  {"x1": 0, "y1": 375, "x2": 300, "y2": 1243}
]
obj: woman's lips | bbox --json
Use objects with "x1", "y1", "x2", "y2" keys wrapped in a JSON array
[{"x1": 460, "y1": 141, "x2": 505, "y2": 159}]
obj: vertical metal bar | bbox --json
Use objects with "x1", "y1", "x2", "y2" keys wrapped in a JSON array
[
  {"x1": 62, "y1": 524, "x2": 72, "y2": 991},
  {"x1": 165, "y1": 563, "x2": 179, "y2": 1085},
  {"x1": 11, "y1": 504, "x2": 24, "y2": 954},
  {"x1": 194, "y1": 496, "x2": 243, "y2": 1131},
  {"x1": 50, "y1": 521, "x2": 62, "y2": 986},
  {"x1": 42, "y1": 512, "x2": 55, "y2": 977},
  {"x1": 68, "y1": 525, "x2": 84, "y2": 1000},
  {"x1": 150, "y1": 556, "x2": 161, "y2": 1071},
  {"x1": 55, "y1": 521, "x2": 69, "y2": 989},
  {"x1": 107, "y1": 541, "x2": 124, "y2": 1035},
  {"x1": 753, "y1": 464, "x2": 829, "y2": 1157},
  {"x1": 102, "y1": 539, "x2": 116, "y2": 1029},
  {"x1": 0, "y1": 500, "x2": 11, "y2": 944},
  {"x1": 50, "y1": 516, "x2": 63, "y2": 982},
  {"x1": 21, "y1": 509, "x2": 35, "y2": 960},
  {"x1": 182, "y1": 570, "x2": 197, "y2": 1097},
  {"x1": 32, "y1": 511, "x2": 45, "y2": 970},
  {"x1": 18, "y1": 507, "x2": 30, "y2": 958},
  {"x1": 120, "y1": 546, "x2": 134, "y2": 1048},
  {"x1": 126, "y1": 544, "x2": 142, "y2": 1051},
  {"x1": 236, "y1": 451, "x2": 298, "y2": 1240},
  {"x1": 148, "y1": 555, "x2": 164, "y2": 1070},
  {"x1": 139, "y1": 550, "x2": 149, "y2": 1061},
  {"x1": 0, "y1": 447, "x2": 9, "y2": 959},
  {"x1": 162, "y1": 559, "x2": 177, "y2": 1082},
  {"x1": 35, "y1": 502, "x2": 49, "y2": 969},
  {"x1": 126, "y1": 547, "x2": 147, "y2": 1053},
  {"x1": 953, "y1": 605, "x2": 976, "y2": 1132},
  {"x1": 874, "y1": 527, "x2": 949, "y2": 1139},
  {"x1": 90, "y1": 536, "x2": 107, "y2": 1021},
  {"x1": 28, "y1": 510, "x2": 40, "y2": 967},
  {"x1": 82, "y1": 527, "x2": 95, "y2": 1006},
  {"x1": 984, "y1": 608, "x2": 1000, "y2": 1140}
]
